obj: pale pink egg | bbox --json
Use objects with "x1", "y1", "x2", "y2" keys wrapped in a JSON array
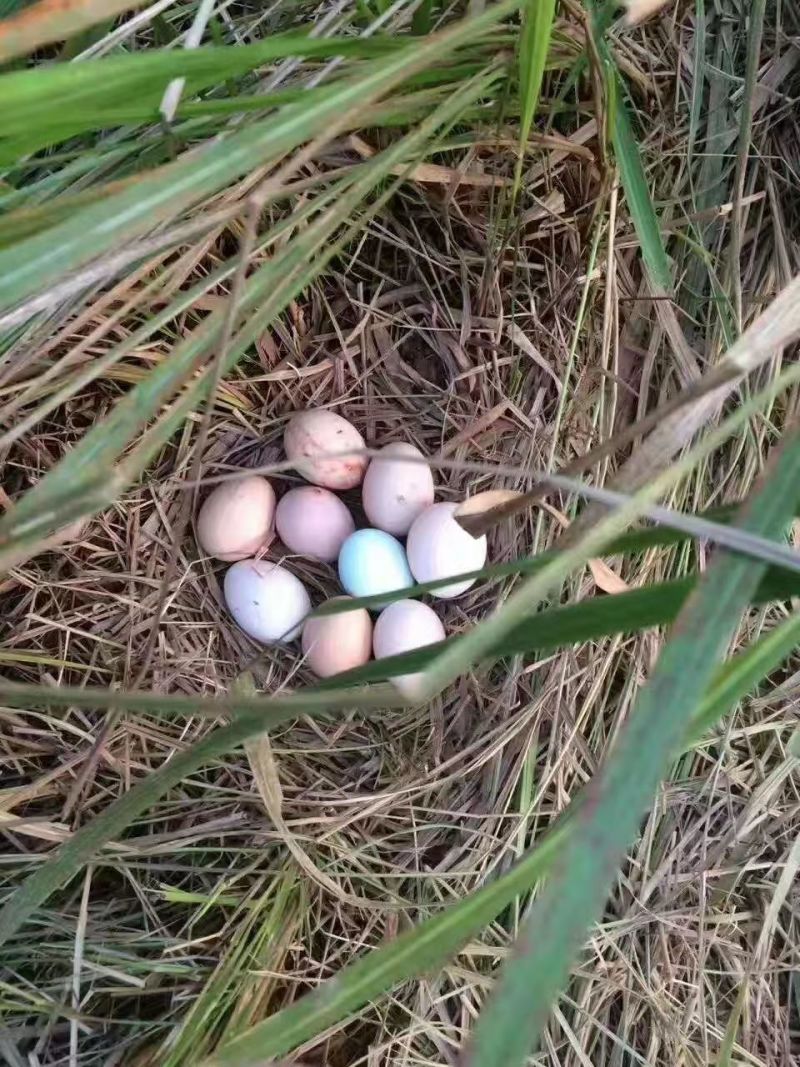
[
  {"x1": 275, "y1": 486, "x2": 355, "y2": 562},
  {"x1": 372, "y1": 599, "x2": 445, "y2": 697},
  {"x1": 284, "y1": 410, "x2": 367, "y2": 490},
  {"x1": 302, "y1": 598, "x2": 372, "y2": 678},
  {"x1": 196, "y1": 476, "x2": 276, "y2": 561},
  {"x1": 362, "y1": 442, "x2": 434, "y2": 536}
]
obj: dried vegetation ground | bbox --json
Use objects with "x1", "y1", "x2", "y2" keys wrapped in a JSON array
[{"x1": 1, "y1": 1, "x2": 800, "y2": 1065}]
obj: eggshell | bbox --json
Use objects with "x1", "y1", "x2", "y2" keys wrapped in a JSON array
[
  {"x1": 224, "y1": 560, "x2": 310, "y2": 643},
  {"x1": 373, "y1": 599, "x2": 445, "y2": 697},
  {"x1": 301, "y1": 597, "x2": 372, "y2": 677},
  {"x1": 275, "y1": 486, "x2": 355, "y2": 562},
  {"x1": 405, "y1": 501, "x2": 487, "y2": 598},
  {"x1": 362, "y1": 442, "x2": 434, "y2": 536},
  {"x1": 338, "y1": 528, "x2": 413, "y2": 604},
  {"x1": 197, "y1": 476, "x2": 276, "y2": 561},
  {"x1": 284, "y1": 410, "x2": 367, "y2": 490}
]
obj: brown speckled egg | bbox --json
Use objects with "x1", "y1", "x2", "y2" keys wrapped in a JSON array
[
  {"x1": 196, "y1": 476, "x2": 275, "y2": 561},
  {"x1": 284, "y1": 410, "x2": 367, "y2": 490},
  {"x1": 275, "y1": 486, "x2": 354, "y2": 562},
  {"x1": 301, "y1": 597, "x2": 372, "y2": 677}
]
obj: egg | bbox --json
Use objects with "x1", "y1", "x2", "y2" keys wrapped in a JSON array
[
  {"x1": 406, "y1": 501, "x2": 487, "y2": 598},
  {"x1": 284, "y1": 410, "x2": 367, "y2": 490},
  {"x1": 373, "y1": 599, "x2": 445, "y2": 697},
  {"x1": 275, "y1": 486, "x2": 355, "y2": 562},
  {"x1": 338, "y1": 528, "x2": 413, "y2": 603},
  {"x1": 197, "y1": 476, "x2": 275, "y2": 561},
  {"x1": 224, "y1": 559, "x2": 310, "y2": 643},
  {"x1": 301, "y1": 597, "x2": 372, "y2": 677},
  {"x1": 362, "y1": 442, "x2": 434, "y2": 536}
]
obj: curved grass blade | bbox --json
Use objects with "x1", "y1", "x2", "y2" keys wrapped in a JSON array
[
  {"x1": 514, "y1": 0, "x2": 556, "y2": 197},
  {"x1": 0, "y1": 0, "x2": 151, "y2": 62},
  {"x1": 461, "y1": 428, "x2": 800, "y2": 1067}
]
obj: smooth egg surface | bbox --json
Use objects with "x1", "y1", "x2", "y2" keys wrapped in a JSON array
[
  {"x1": 275, "y1": 486, "x2": 355, "y2": 562},
  {"x1": 405, "y1": 501, "x2": 487, "y2": 598},
  {"x1": 301, "y1": 597, "x2": 372, "y2": 677},
  {"x1": 362, "y1": 442, "x2": 434, "y2": 536},
  {"x1": 338, "y1": 528, "x2": 413, "y2": 602},
  {"x1": 373, "y1": 599, "x2": 445, "y2": 696},
  {"x1": 224, "y1": 560, "x2": 310, "y2": 643},
  {"x1": 284, "y1": 410, "x2": 367, "y2": 490},
  {"x1": 197, "y1": 476, "x2": 275, "y2": 561}
]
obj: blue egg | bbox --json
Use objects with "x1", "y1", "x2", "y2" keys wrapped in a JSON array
[{"x1": 338, "y1": 529, "x2": 413, "y2": 605}]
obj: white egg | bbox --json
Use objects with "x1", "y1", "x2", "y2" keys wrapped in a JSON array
[
  {"x1": 373, "y1": 599, "x2": 445, "y2": 697},
  {"x1": 362, "y1": 442, "x2": 434, "y2": 536},
  {"x1": 224, "y1": 560, "x2": 310, "y2": 643},
  {"x1": 405, "y1": 502, "x2": 487, "y2": 598}
]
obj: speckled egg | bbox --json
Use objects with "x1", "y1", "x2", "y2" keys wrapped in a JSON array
[
  {"x1": 405, "y1": 501, "x2": 487, "y2": 598},
  {"x1": 301, "y1": 597, "x2": 372, "y2": 677},
  {"x1": 338, "y1": 528, "x2": 413, "y2": 604},
  {"x1": 373, "y1": 599, "x2": 445, "y2": 697},
  {"x1": 284, "y1": 410, "x2": 367, "y2": 490},
  {"x1": 196, "y1": 476, "x2": 275, "y2": 561},
  {"x1": 362, "y1": 442, "x2": 434, "y2": 536},
  {"x1": 275, "y1": 486, "x2": 355, "y2": 562},
  {"x1": 224, "y1": 559, "x2": 310, "y2": 643}
]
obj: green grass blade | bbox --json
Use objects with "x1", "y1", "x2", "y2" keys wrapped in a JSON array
[
  {"x1": 461, "y1": 428, "x2": 800, "y2": 1067},
  {"x1": 0, "y1": 0, "x2": 522, "y2": 315},
  {"x1": 514, "y1": 0, "x2": 556, "y2": 196}
]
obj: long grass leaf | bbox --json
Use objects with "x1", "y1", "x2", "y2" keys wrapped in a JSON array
[
  {"x1": 0, "y1": 0, "x2": 151, "y2": 62},
  {"x1": 0, "y1": 0, "x2": 522, "y2": 315},
  {"x1": 462, "y1": 428, "x2": 800, "y2": 1066}
]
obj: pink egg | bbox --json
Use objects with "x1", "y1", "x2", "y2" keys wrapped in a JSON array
[
  {"x1": 406, "y1": 502, "x2": 486, "y2": 598},
  {"x1": 276, "y1": 486, "x2": 355, "y2": 562},
  {"x1": 362, "y1": 442, "x2": 434, "y2": 536},
  {"x1": 284, "y1": 410, "x2": 367, "y2": 490},
  {"x1": 302, "y1": 598, "x2": 372, "y2": 678},
  {"x1": 372, "y1": 599, "x2": 445, "y2": 697},
  {"x1": 196, "y1": 476, "x2": 276, "y2": 561}
]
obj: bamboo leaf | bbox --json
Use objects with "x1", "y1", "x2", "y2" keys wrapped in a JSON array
[{"x1": 462, "y1": 428, "x2": 800, "y2": 1067}]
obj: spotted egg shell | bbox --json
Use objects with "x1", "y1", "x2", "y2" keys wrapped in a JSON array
[{"x1": 284, "y1": 410, "x2": 367, "y2": 490}]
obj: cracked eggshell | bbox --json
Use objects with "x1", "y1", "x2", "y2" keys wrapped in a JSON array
[
  {"x1": 196, "y1": 476, "x2": 275, "y2": 561},
  {"x1": 373, "y1": 599, "x2": 445, "y2": 697},
  {"x1": 275, "y1": 486, "x2": 355, "y2": 562},
  {"x1": 406, "y1": 501, "x2": 487, "y2": 598},
  {"x1": 284, "y1": 410, "x2": 367, "y2": 490},
  {"x1": 224, "y1": 560, "x2": 310, "y2": 643},
  {"x1": 301, "y1": 597, "x2": 372, "y2": 678},
  {"x1": 362, "y1": 442, "x2": 434, "y2": 536}
]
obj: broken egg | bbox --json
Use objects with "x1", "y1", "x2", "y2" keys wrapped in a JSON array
[{"x1": 405, "y1": 501, "x2": 487, "y2": 598}]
